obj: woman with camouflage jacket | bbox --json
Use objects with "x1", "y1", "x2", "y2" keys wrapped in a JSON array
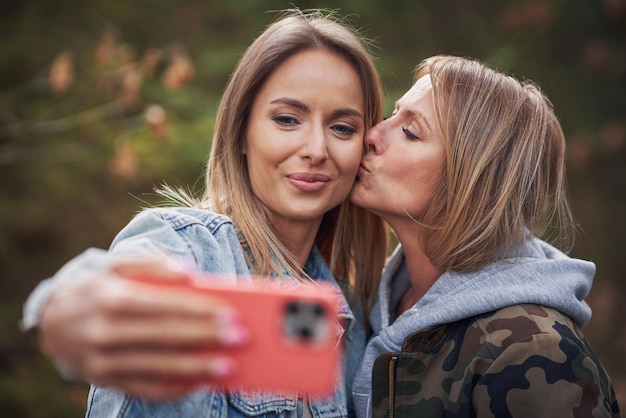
[{"x1": 350, "y1": 55, "x2": 621, "y2": 417}]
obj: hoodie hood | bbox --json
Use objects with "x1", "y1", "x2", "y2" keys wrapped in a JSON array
[{"x1": 352, "y1": 237, "x2": 595, "y2": 418}]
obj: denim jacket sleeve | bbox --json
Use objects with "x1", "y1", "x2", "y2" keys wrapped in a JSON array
[
  {"x1": 109, "y1": 207, "x2": 250, "y2": 278},
  {"x1": 22, "y1": 207, "x2": 358, "y2": 417},
  {"x1": 22, "y1": 207, "x2": 250, "y2": 331}
]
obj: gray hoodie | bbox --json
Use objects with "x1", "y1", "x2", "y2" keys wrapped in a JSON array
[{"x1": 351, "y1": 237, "x2": 595, "y2": 418}]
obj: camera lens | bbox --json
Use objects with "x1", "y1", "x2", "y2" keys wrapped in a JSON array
[{"x1": 298, "y1": 327, "x2": 312, "y2": 340}]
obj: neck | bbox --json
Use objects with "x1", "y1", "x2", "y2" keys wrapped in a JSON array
[
  {"x1": 272, "y1": 217, "x2": 323, "y2": 268},
  {"x1": 393, "y1": 224, "x2": 444, "y2": 313}
]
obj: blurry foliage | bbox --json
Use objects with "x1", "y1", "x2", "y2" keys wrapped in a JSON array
[{"x1": 0, "y1": 0, "x2": 624, "y2": 416}]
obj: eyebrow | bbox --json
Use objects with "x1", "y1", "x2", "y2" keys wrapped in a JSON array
[
  {"x1": 270, "y1": 97, "x2": 309, "y2": 112},
  {"x1": 270, "y1": 97, "x2": 364, "y2": 120}
]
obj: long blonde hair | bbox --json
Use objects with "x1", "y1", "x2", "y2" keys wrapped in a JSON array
[
  {"x1": 178, "y1": 10, "x2": 386, "y2": 309},
  {"x1": 414, "y1": 55, "x2": 575, "y2": 272}
]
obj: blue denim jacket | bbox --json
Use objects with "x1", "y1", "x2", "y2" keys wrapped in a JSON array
[{"x1": 23, "y1": 208, "x2": 365, "y2": 417}]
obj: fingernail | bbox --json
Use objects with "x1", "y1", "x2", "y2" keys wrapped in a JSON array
[
  {"x1": 207, "y1": 357, "x2": 236, "y2": 378},
  {"x1": 221, "y1": 325, "x2": 249, "y2": 345}
]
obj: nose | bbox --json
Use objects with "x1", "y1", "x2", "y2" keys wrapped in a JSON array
[
  {"x1": 301, "y1": 125, "x2": 329, "y2": 164},
  {"x1": 364, "y1": 120, "x2": 386, "y2": 155}
]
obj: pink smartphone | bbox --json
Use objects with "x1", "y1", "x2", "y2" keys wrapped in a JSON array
[{"x1": 137, "y1": 275, "x2": 344, "y2": 396}]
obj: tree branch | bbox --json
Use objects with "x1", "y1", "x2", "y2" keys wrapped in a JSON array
[{"x1": 0, "y1": 99, "x2": 128, "y2": 139}]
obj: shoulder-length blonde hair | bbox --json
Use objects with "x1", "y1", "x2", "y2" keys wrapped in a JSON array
[
  {"x1": 415, "y1": 55, "x2": 575, "y2": 272},
  {"x1": 198, "y1": 10, "x2": 386, "y2": 308}
]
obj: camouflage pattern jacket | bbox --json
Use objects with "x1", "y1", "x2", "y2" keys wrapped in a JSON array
[{"x1": 371, "y1": 303, "x2": 621, "y2": 418}]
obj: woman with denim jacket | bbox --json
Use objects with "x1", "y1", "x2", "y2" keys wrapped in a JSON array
[
  {"x1": 349, "y1": 55, "x2": 620, "y2": 417},
  {"x1": 22, "y1": 10, "x2": 387, "y2": 417}
]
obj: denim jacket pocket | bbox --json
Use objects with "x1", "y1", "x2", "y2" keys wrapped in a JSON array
[{"x1": 228, "y1": 389, "x2": 297, "y2": 416}]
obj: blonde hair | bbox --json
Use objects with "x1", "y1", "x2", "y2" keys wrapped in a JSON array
[
  {"x1": 184, "y1": 10, "x2": 387, "y2": 309},
  {"x1": 414, "y1": 55, "x2": 575, "y2": 272}
]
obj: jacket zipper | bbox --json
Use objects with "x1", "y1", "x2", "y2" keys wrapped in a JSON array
[{"x1": 388, "y1": 355, "x2": 398, "y2": 418}]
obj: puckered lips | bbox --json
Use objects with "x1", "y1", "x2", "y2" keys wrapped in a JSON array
[{"x1": 357, "y1": 163, "x2": 370, "y2": 180}]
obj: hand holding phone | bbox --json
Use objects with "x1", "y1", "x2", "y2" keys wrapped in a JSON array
[{"x1": 136, "y1": 275, "x2": 344, "y2": 396}]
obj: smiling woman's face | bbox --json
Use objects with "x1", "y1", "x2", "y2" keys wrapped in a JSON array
[
  {"x1": 351, "y1": 75, "x2": 446, "y2": 227},
  {"x1": 243, "y1": 48, "x2": 365, "y2": 228}
]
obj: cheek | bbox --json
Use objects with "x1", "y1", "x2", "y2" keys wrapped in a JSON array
[
  {"x1": 410, "y1": 159, "x2": 444, "y2": 207},
  {"x1": 386, "y1": 152, "x2": 440, "y2": 203},
  {"x1": 244, "y1": 145, "x2": 277, "y2": 190},
  {"x1": 334, "y1": 142, "x2": 363, "y2": 175}
]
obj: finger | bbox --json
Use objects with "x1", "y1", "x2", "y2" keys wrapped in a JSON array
[
  {"x1": 95, "y1": 276, "x2": 238, "y2": 319},
  {"x1": 111, "y1": 258, "x2": 193, "y2": 283},
  {"x1": 86, "y1": 350, "x2": 237, "y2": 382},
  {"x1": 82, "y1": 314, "x2": 249, "y2": 349}
]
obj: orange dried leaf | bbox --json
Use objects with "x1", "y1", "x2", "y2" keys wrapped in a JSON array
[
  {"x1": 121, "y1": 63, "x2": 143, "y2": 107},
  {"x1": 144, "y1": 104, "x2": 168, "y2": 139},
  {"x1": 110, "y1": 142, "x2": 138, "y2": 178},
  {"x1": 162, "y1": 51, "x2": 195, "y2": 90},
  {"x1": 95, "y1": 28, "x2": 118, "y2": 66},
  {"x1": 49, "y1": 50, "x2": 74, "y2": 94},
  {"x1": 141, "y1": 48, "x2": 162, "y2": 76}
]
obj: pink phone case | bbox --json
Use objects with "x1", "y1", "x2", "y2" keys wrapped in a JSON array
[{"x1": 138, "y1": 276, "x2": 343, "y2": 396}]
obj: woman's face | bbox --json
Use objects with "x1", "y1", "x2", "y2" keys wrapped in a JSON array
[
  {"x1": 243, "y1": 48, "x2": 364, "y2": 229},
  {"x1": 351, "y1": 75, "x2": 445, "y2": 227}
]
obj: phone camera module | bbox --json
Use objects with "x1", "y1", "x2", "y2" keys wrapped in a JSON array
[{"x1": 283, "y1": 301, "x2": 329, "y2": 345}]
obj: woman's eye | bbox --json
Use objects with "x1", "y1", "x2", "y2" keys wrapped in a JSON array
[
  {"x1": 332, "y1": 124, "x2": 357, "y2": 136},
  {"x1": 272, "y1": 115, "x2": 298, "y2": 126},
  {"x1": 402, "y1": 126, "x2": 419, "y2": 140}
]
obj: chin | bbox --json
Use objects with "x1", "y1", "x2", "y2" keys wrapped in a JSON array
[
  {"x1": 348, "y1": 191, "x2": 361, "y2": 206},
  {"x1": 349, "y1": 194, "x2": 370, "y2": 211}
]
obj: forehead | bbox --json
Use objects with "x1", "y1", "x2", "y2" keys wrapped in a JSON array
[
  {"x1": 254, "y1": 48, "x2": 365, "y2": 111},
  {"x1": 268, "y1": 48, "x2": 360, "y2": 86},
  {"x1": 396, "y1": 75, "x2": 433, "y2": 109}
]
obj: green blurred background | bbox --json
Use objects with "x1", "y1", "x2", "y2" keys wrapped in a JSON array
[{"x1": 1, "y1": 0, "x2": 624, "y2": 416}]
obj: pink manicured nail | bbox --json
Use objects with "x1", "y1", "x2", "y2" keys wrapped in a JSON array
[
  {"x1": 207, "y1": 357, "x2": 236, "y2": 378},
  {"x1": 220, "y1": 325, "x2": 250, "y2": 345}
]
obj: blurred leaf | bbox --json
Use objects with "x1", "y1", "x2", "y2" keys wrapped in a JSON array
[{"x1": 48, "y1": 50, "x2": 73, "y2": 94}]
